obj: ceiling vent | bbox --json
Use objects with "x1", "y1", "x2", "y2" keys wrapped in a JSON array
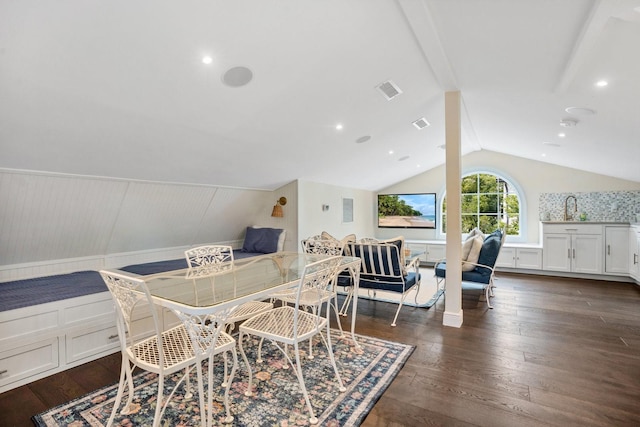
[
  {"x1": 412, "y1": 117, "x2": 430, "y2": 130},
  {"x1": 375, "y1": 80, "x2": 402, "y2": 100},
  {"x1": 559, "y1": 118, "x2": 579, "y2": 127}
]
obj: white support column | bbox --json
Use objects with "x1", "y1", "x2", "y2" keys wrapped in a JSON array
[{"x1": 443, "y1": 91, "x2": 463, "y2": 328}]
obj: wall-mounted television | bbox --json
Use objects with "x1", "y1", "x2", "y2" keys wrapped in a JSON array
[{"x1": 377, "y1": 193, "x2": 437, "y2": 229}]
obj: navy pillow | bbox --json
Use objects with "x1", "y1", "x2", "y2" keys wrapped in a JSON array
[
  {"x1": 242, "y1": 227, "x2": 281, "y2": 253},
  {"x1": 477, "y1": 230, "x2": 502, "y2": 268}
]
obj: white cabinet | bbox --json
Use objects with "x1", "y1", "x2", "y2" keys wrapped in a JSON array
[
  {"x1": 425, "y1": 244, "x2": 446, "y2": 263},
  {"x1": 0, "y1": 292, "x2": 119, "y2": 393},
  {"x1": 604, "y1": 226, "x2": 629, "y2": 275},
  {"x1": 404, "y1": 241, "x2": 446, "y2": 264},
  {"x1": 542, "y1": 224, "x2": 603, "y2": 274},
  {"x1": 496, "y1": 246, "x2": 542, "y2": 270},
  {"x1": 0, "y1": 337, "x2": 59, "y2": 389},
  {"x1": 629, "y1": 226, "x2": 640, "y2": 281}
]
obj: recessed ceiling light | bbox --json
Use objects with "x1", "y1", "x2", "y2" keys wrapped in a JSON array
[
  {"x1": 565, "y1": 107, "x2": 596, "y2": 115},
  {"x1": 221, "y1": 66, "x2": 253, "y2": 87},
  {"x1": 595, "y1": 80, "x2": 608, "y2": 87},
  {"x1": 202, "y1": 56, "x2": 213, "y2": 65},
  {"x1": 355, "y1": 135, "x2": 371, "y2": 144},
  {"x1": 558, "y1": 133, "x2": 566, "y2": 138},
  {"x1": 388, "y1": 150, "x2": 394, "y2": 155},
  {"x1": 335, "y1": 123, "x2": 343, "y2": 131}
]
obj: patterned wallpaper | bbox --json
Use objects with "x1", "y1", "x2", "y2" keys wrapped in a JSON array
[{"x1": 539, "y1": 190, "x2": 640, "y2": 222}]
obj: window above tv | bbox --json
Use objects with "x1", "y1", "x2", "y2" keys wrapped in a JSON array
[{"x1": 377, "y1": 193, "x2": 436, "y2": 229}]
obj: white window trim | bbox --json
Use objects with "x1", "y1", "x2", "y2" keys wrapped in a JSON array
[{"x1": 438, "y1": 168, "x2": 527, "y2": 243}]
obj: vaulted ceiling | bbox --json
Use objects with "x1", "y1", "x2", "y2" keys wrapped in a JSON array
[{"x1": 2, "y1": 0, "x2": 639, "y2": 191}]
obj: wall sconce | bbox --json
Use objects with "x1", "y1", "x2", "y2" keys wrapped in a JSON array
[{"x1": 271, "y1": 196, "x2": 287, "y2": 217}]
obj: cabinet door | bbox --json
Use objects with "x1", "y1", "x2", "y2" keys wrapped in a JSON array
[
  {"x1": 425, "y1": 244, "x2": 446, "y2": 263},
  {"x1": 629, "y1": 228, "x2": 640, "y2": 280},
  {"x1": 543, "y1": 234, "x2": 572, "y2": 272},
  {"x1": 515, "y1": 248, "x2": 542, "y2": 270},
  {"x1": 573, "y1": 234, "x2": 602, "y2": 274},
  {"x1": 496, "y1": 247, "x2": 516, "y2": 268},
  {"x1": 604, "y1": 227, "x2": 629, "y2": 274}
]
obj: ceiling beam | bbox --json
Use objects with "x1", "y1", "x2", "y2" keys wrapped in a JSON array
[
  {"x1": 396, "y1": 0, "x2": 480, "y2": 151},
  {"x1": 555, "y1": 0, "x2": 619, "y2": 93}
]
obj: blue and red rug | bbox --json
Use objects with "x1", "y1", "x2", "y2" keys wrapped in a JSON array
[{"x1": 33, "y1": 331, "x2": 413, "y2": 426}]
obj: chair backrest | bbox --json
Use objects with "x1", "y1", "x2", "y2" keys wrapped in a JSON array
[
  {"x1": 293, "y1": 256, "x2": 343, "y2": 328},
  {"x1": 346, "y1": 242, "x2": 404, "y2": 285},
  {"x1": 100, "y1": 270, "x2": 167, "y2": 363},
  {"x1": 185, "y1": 245, "x2": 234, "y2": 267},
  {"x1": 301, "y1": 237, "x2": 345, "y2": 256}
]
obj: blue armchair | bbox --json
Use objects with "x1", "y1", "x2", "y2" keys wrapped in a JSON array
[
  {"x1": 434, "y1": 229, "x2": 505, "y2": 309},
  {"x1": 343, "y1": 241, "x2": 421, "y2": 326}
]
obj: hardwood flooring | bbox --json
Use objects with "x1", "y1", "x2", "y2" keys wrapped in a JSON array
[{"x1": 1, "y1": 272, "x2": 639, "y2": 426}]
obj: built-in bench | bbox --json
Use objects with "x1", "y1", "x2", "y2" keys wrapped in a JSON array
[{"x1": 0, "y1": 226, "x2": 285, "y2": 393}]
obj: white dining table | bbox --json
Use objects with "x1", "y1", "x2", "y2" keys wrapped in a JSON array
[{"x1": 133, "y1": 251, "x2": 362, "y2": 349}]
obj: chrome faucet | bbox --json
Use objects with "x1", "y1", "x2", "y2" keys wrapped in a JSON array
[{"x1": 564, "y1": 195, "x2": 577, "y2": 221}]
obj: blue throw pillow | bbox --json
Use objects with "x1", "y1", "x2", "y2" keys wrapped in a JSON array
[
  {"x1": 477, "y1": 230, "x2": 502, "y2": 268},
  {"x1": 242, "y1": 226, "x2": 281, "y2": 253}
]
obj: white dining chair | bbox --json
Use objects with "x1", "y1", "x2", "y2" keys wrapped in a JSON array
[
  {"x1": 185, "y1": 245, "x2": 272, "y2": 381},
  {"x1": 185, "y1": 245, "x2": 273, "y2": 332},
  {"x1": 238, "y1": 256, "x2": 347, "y2": 425},
  {"x1": 100, "y1": 270, "x2": 237, "y2": 427}
]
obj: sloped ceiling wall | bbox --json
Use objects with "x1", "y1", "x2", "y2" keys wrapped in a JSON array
[{"x1": 0, "y1": 169, "x2": 280, "y2": 266}]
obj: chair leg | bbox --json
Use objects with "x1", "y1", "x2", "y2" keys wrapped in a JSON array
[
  {"x1": 238, "y1": 331, "x2": 254, "y2": 397},
  {"x1": 108, "y1": 356, "x2": 129, "y2": 425},
  {"x1": 486, "y1": 279, "x2": 494, "y2": 309},
  {"x1": 324, "y1": 318, "x2": 347, "y2": 393},
  {"x1": 183, "y1": 366, "x2": 193, "y2": 399},
  {"x1": 338, "y1": 286, "x2": 353, "y2": 316},
  {"x1": 292, "y1": 340, "x2": 318, "y2": 425},
  {"x1": 221, "y1": 348, "x2": 238, "y2": 424},
  {"x1": 153, "y1": 373, "x2": 165, "y2": 427},
  {"x1": 391, "y1": 291, "x2": 411, "y2": 327}
]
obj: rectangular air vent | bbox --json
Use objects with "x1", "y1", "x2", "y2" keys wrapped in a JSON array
[
  {"x1": 375, "y1": 80, "x2": 402, "y2": 100},
  {"x1": 412, "y1": 117, "x2": 430, "y2": 130}
]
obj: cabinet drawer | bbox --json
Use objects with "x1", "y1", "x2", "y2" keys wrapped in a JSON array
[
  {"x1": 543, "y1": 224, "x2": 602, "y2": 234},
  {"x1": 66, "y1": 323, "x2": 119, "y2": 364},
  {"x1": 0, "y1": 337, "x2": 59, "y2": 388},
  {"x1": 63, "y1": 296, "x2": 115, "y2": 327},
  {"x1": 0, "y1": 309, "x2": 59, "y2": 343}
]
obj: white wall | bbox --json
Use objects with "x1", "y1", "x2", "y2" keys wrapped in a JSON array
[
  {"x1": 297, "y1": 180, "x2": 375, "y2": 248},
  {"x1": 0, "y1": 168, "x2": 298, "y2": 279},
  {"x1": 378, "y1": 150, "x2": 640, "y2": 243}
]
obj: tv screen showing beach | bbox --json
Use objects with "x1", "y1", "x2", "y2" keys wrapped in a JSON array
[{"x1": 377, "y1": 193, "x2": 436, "y2": 229}]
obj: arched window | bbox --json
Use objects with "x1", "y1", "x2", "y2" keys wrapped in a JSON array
[{"x1": 441, "y1": 172, "x2": 521, "y2": 236}]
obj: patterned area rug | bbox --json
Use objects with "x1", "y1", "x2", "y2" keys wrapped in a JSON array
[{"x1": 33, "y1": 331, "x2": 413, "y2": 426}]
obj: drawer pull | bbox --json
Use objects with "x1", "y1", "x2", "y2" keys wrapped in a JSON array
[
  {"x1": 0, "y1": 369, "x2": 8, "y2": 375},
  {"x1": 108, "y1": 334, "x2": 119, "y2": 340}
]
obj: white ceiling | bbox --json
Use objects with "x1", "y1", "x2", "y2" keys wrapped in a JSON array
[{"x1": 1, "y1": 0, "x2": 639, "y2": 191}]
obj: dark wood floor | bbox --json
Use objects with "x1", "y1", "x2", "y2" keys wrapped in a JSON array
[{"x1": 2, "y1": 272, "x2": 639, "y2": 426}]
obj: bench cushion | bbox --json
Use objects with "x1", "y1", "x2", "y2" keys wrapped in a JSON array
[{"x1": 0, "y1": 271, "x2": 107, "y2": 312}]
